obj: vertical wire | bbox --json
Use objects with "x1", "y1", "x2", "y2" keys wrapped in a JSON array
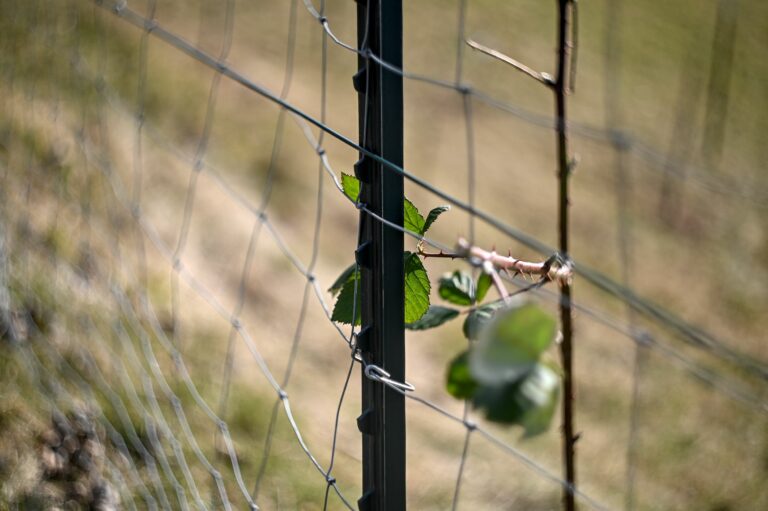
[
  {"x1": 122, "y1": 325, "x2": 205, "y2": 507},
  {"x1": 253, "y1": 0, "x2": 330, "y2": 497},
  {"x1": 322, "y1": 356, "x2": 356, "y2": 510},
  {"x1": 19, "y1": 0, "x2": 38, "y2": 317},
  {"x1": 65, "y1": 11, "x2": 157, "y2": 509},
  {"x1": 6, "y1": 3, "x2": 366, "y2": 505},
  {"x1": 450, "y1": 425, "x2": 473, "y2": 511},
  {"x1": 247, "y1": 0, "x2": 306, "y2": 501},
  {"x1": 215, "y1": 0, "x2": 299, "y2": 439},
  {"x1": 321, "y1": 0, "x2": 371, "y2": 496},
  {"x1": 13, "y1": 202, "x2": 169, "y2": 511},
  {"x1": 47, "y1": 2, "x2": 67, "y2": 291},
  {"x1": 93, "y1": 130, "x2": 250, "y2": 508},
  {"x1": 6, "y1": 4, "x2": 152, "y2": 507},
  {"x1": 71, "y1": 344, "x2": 176, "y2": 511},
  {"x1": 108, "y1": 4, "x2": 203, "y2": 498},
  {"x1": 308, "y1": 0, "x2": 358, "y2": 504},
  {"x1": 170, "y1": 0, "x2": 236, "y2": 354},
  {"x1": 105, "y1": 212, "x2": 259, "y2": 508},
  {"x1": 131, "y1": 0, "x2": 158, "y2": 290},
  {"x1": 100, "y1": 163, "x2": 175, "y2": 511},
  {"x1": 90, "y1": 9, "x2": 177, "y2": 504},
  {"x1": 452, "y1": 2, "x2": 476, "y2": 509},
  {"x1": 107, "y1": 148, "x2": 196, "y2": 511},
  {"x1": 461, "y1": 95, "x2": 476, "y2": 246},
  {"x1": 106, "y1": 460, "x2": 140, "y2": 511},
  {"x1": 313, "y1": 2, "x2": 365, "y2": 505}
]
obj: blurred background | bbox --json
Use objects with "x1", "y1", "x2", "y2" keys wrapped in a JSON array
[{"x1": 1, "y1": 0, "x2": 766, "y2": 509}]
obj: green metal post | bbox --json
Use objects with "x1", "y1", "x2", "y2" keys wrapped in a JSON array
[{"x1": 353, "y1": 0, "x2": 405, "y2": 509}]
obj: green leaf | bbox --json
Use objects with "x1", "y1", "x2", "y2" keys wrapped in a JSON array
[
  {"x1": 446, "y1": 350, "x2": 478, "y2": 399},
  {"x1": 404, "y1": 252, "x2": 430, "y2": 323},
  {"x1": 341, "y1": 173, "x2": 360, "y2": 202},
  {"x1": 475, "y1": 272, "x2": 493, "y2": 303},
  {"x1": 462, "y1": 301, "x2": 505, "y2": 340},
  {"x1": 331, "y1": 268, "x2": 361, "y2": 325},
  {"x1": 403, "y1": 198, "x2": 425, "y2": 235},
  {"x1": 472, "y1": 362, "x2": 560, "y2": 436},
  {"x1": 332, "y1": 254, "x2": 429, "y2": 326},
  {"x1": 438, "y1": 270, "x2": 475, "y2": 306},
  {"x1": 329, "y1": 263, "x2": 356, "y2": 296},
  {"x1": 406, "y1": 305, "x2": 459, "y2": 330},
  {"x1": 422, "y1": 205, "x2": 449, "y2": 234},
  {"x1": 342, "y1": 173, "x2": 429, "y2": 237},
  {"x1": 470, "y1": 303, "x2": 557, "y2": 385}
]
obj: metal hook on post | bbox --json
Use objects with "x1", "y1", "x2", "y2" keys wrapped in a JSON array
[{"x1": 363, "y1": 364, "x2": 415, "y2": 393}]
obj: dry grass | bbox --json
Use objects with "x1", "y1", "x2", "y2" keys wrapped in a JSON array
[{"x1": 1, "y1": 0, "x2": 767, "y2": 509}]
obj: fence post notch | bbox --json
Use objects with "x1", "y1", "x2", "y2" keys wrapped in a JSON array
[{"x1": 354, "y1": 0, "x2": 405, "y2": 510}]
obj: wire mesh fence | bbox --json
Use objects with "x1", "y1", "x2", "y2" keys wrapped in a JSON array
[{"x1": 1, "y1": 0, "x2": 767, "y2": 510}]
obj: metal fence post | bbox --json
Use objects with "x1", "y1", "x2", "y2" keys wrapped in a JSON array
[{"x1": 353, "y1": 0, "x2": 405, "y2": 509}]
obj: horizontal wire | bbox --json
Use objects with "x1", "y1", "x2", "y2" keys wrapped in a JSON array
[
  {"x1": 377, "y1": 374, "x2": 614, "y2": 511},
  {"x1": 19, "y1": 36, "x2": 768, "y2": 421},
  {"x1": 16, "y1": 110, "x2": 621, "y2": 511},
  {"x1": 75, "y1": 60, "x2": 767, "y2": 415},
  {"x1": 11, "y1": 4, "x2": 766, "y2": 509},
  {"x1": 159, "y1": 105, "x2": 768, "y2": 412},
  {"x1": 507, "y1": 278, "x2": 768, "y2": 414},
  {"x1": 299, "y1": 0, "x2": 768, "y2": 207},
  {"x1": 91, "y1": 0, "x2": 768, "y2": 380}
]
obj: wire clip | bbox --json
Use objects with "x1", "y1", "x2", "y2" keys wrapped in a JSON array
[{"x1": 363, "y1": 364, "x2": 415, "y2": 393}]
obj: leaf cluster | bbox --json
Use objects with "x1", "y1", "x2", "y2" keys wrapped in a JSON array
[
  {"x1": 331, "y1": 174, "x2": 561, "y2": 436},
  {"x1": 448, "y1": 303, "x2": 560, "y2": 436},
  {"x1": 330, "y1": 174, "x2": 448, "y2": 326},
  {"x1": 418, "y1": 268, "x2": 561, "y2": 436}
]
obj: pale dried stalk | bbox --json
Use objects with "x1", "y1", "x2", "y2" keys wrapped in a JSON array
[{"x1": 466, "y1": 39, "x2": 554, "y2": 87}]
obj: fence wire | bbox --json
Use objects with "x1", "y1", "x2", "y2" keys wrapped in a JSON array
[{"x1": 1, "y1": 0, "x2": 766, "y2": 510}]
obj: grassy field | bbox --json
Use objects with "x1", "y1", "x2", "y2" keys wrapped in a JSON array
[{"x1": 1, "y1": 0, "x2": 766, "y2": 509}]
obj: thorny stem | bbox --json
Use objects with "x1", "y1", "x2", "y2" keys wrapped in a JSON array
[
  {"x1": 432, "y1": 8, "x2": 579, "y2": 506},
  {"x1": 457, "y1": 238, "x2": 572, "y2": 285},
  {"x1": 415, "y1": 242, "x2": 461, "y2": 260},
  {"x1": 555, "y1": 1, "x2": 577, "y2": 510},
  {"x1": 416, "y1": 239, "x2": 573, "y2": 286}
]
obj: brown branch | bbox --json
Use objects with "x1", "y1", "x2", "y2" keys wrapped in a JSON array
[
  {"x1": 555, "y1": 1, "x2": 577, "y2": 510},
  {"x1": 466, "y1": 39, "x2": 555, "y2": 88},
  {"x1": 416, "y1": 243, "x2": 461, "y2": 260}
]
